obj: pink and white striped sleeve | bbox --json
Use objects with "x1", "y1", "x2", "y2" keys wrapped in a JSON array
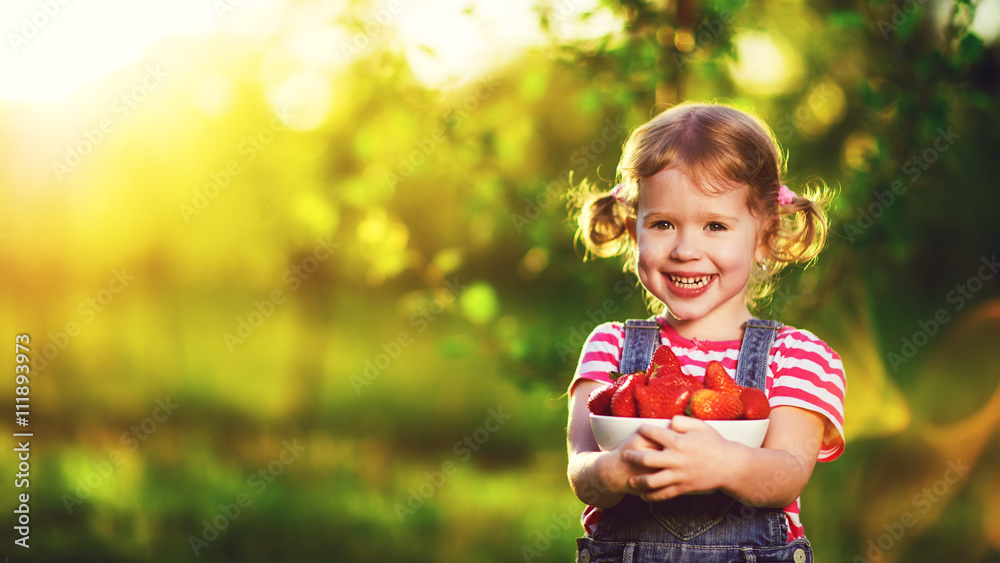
[
  {"x1": 769, "y1": 328, "x2": 847, "y2": 461},
  {"x1": 569, "y1": 322, "x2": 625, "y2": 393}
]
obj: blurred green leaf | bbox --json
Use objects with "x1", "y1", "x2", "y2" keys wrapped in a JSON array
[
  {"x1": 459, "y1": 281, "x2": 500, "y2": 325},
  {"x1": 828, "y1": 10, "x2": 869, "y2": 31}
]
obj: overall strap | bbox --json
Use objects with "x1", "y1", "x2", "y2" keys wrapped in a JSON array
[
  {"x1": 619, "y1": 319, "x2": 661, "y2": 374},
  {"x1": 735, "y1": 318, "x2": 784, "y2": 391}
]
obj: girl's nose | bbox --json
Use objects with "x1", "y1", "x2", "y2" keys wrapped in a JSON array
[{"x1": 670, "y1": 231, "x2": 702, "y2": 261}]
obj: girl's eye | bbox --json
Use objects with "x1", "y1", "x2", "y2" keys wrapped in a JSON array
[
  {"x1": 706, "y1": 222, "x2": 727, "y2": 232},
  {"x1": 651, "y1": 221, "x2": 673, "y2": 230}
]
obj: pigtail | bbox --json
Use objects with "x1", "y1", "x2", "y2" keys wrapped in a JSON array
[
  {"x1": 762, "y1": 181, "x2": 834, "y2": 266},
  {"x1": 567, "y1": 177, "x2": 633, "y2": 259},
  {"x1": 748, "y1": 182, "x2": 835, "y2": 306}
]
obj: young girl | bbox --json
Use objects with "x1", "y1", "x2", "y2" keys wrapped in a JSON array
[{"x1": 566, "y1": 102, "x2": 846, "y2": 563}]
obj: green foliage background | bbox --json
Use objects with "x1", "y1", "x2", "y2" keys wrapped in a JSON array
[{"x1": 0, "y1": 0, "x2": 998, "y2": 561}]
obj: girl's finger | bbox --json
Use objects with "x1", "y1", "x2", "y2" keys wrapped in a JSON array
[
  {"x1": 640, "y1": 484, "x2": 685, "y2": 502},
  {"x1": 623, "y1": 448, "x2": 673, "y2": 469},
  {"x1": 636, "y1": 424, "x2": 677, "y2": 447},
  {"x1": 631, "y1": 470, "x2": 680, "y2": 493},
  {"x1": 667, "y1": 415, "x2": 707, "y2": 433}
]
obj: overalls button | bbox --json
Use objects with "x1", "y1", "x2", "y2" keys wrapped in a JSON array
[
  {"x1": 579, "y1": 548, "x2": 591, "y2": 563},
  {"x1": 793, "y1": 548, "x2": 806, "y2": 563}
]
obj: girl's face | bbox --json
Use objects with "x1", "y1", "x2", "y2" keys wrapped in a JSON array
[{"x1": 628, "y1": 167, "x2": 763, "y2": 339}]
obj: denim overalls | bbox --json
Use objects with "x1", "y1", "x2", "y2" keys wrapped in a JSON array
[{"x1": 576, "y1": 319, "x2": 814, "y2": 563}]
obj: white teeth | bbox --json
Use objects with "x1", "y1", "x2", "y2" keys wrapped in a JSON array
[{"x1": 668, "y1": 275, "x2": 713, "y2": 288}]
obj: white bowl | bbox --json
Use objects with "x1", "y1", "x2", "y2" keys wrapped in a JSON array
[{"x1": 590, "y1": 414, "x2": 769, "y2": 451}]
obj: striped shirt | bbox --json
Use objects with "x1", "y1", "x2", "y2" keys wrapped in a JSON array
[{"x1": 571, "y1": 317, "x2": 846, "y2": 542}]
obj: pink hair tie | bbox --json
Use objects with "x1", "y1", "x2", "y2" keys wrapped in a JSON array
[
  {"x1": 777, "y1": 184, "x2": 797, "y2": 207},
  {"x1": 610, "y1": 183, "x2": 628, "y2": 206}
]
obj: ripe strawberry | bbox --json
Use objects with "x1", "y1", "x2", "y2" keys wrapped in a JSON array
[
  {"x1": 610, "y1": 372, "x2": 646, "y2": 417},
  {"x1": 688, "y1": 388, "x2": 744, "y2": 420},
  {"x1": 740, "y1": 387, "x2": 771, "y2": 420},
  {"x1": 704, "y1": 361, "x2": 741, "y2": 398},
  {"x1": 587, "y1": 384, "x2": 616, "y2": 415},
  {"x1": 636, "y1": 378, "x2": 692, "y2": 419},
  {"x1": 659, "y1": 372, "x2": 702, "y2": 393},
  {"x1": 628, "y1": 370, "x2": 650, "y2": 386},
  {"x1": 647, "y1": 344, "x2": 683, "y2": 379},
  {"x1": 587, "y1": 371, "x2": 631, "y2": 415}
]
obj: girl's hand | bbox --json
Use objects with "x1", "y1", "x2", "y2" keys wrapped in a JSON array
[
  {"x1": 600, "y1": 430, "x2": 666, "y2": 496},
  {"x1": 620, "y1": 415, "x2": 739, "y2": 501},
  {"x1": 568, "y1": 379, "x2": 676, "y2": 508}
]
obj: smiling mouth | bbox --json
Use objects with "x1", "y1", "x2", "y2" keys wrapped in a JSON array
[{"x1": 667, "y1": 274, "x2": 716, "y2": 288}]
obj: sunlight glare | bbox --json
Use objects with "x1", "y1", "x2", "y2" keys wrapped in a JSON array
[
  {"x1": 545, "y1": 0, "x2": 621, "y2": 42},
  {"x1": 972, "y1": 0, "x2": 1000, "y2": 43},
  {"x1": 265, "y1": 69, "x2": 332, "y2": 131},
  {"x1": 394, "y1": 0, "x2": 544, "y2": 88},
  {"x1": 0, "y1": 0, "x2": 218, "y2": 102},
  {"x1": 727, "y1": 32, "x2": 804, "y2": 96},
  {"x1": 932, "y1": 0, "x2": 1000, "y2": 45}
]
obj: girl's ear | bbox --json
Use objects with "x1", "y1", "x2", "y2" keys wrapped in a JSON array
[{"x1": 626, "y1": 217, "x2": 637, "y2": 244}]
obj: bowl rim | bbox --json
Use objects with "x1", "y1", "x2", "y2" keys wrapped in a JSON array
[{"x1": 589, "y1": 413, "x2": 769, "y2": 424}]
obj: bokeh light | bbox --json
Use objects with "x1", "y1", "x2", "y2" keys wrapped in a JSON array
[{"x1": 727, "y1": 31, "x2": 804, "y2": 96}]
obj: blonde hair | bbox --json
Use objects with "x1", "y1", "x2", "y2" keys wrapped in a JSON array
[{"x1": 568, "y1": 102, "x2": 833, "y2": 310}]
